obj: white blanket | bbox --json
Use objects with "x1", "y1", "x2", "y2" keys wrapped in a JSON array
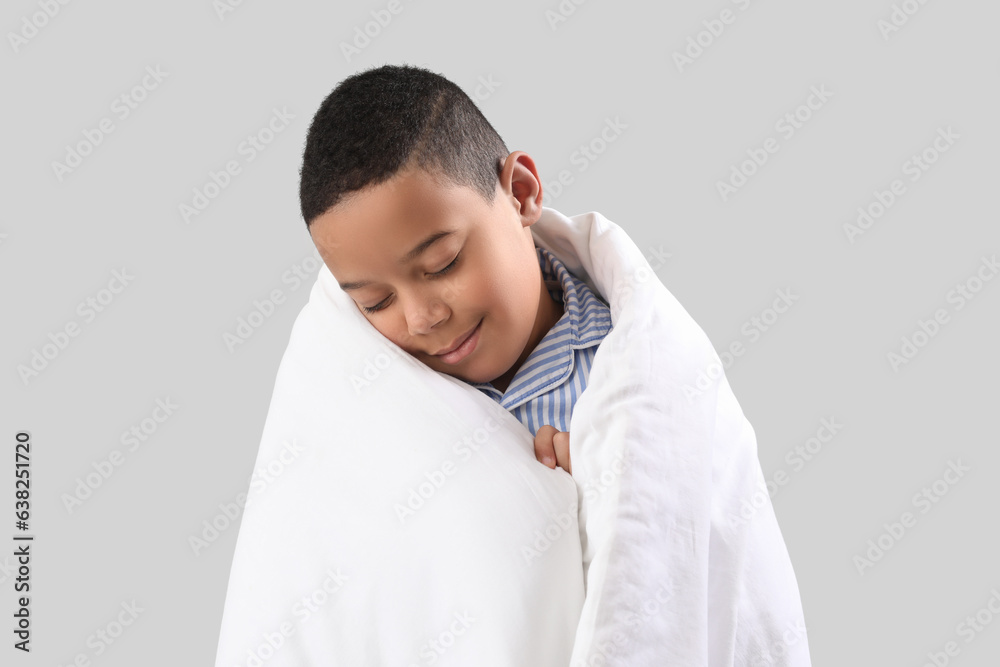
[{"x1": 214, "y1": 206, "x2": 812, "y2": 667}]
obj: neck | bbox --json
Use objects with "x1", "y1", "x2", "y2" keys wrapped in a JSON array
[{"x1": 490, "y1": 279, "x2": 563, "y2": 394}]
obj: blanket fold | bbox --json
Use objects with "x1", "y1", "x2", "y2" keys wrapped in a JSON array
[{"x1": 214, "y1": 206, "x2": 811, "y2": 667}]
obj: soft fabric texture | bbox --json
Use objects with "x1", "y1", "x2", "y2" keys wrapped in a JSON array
[
  {"x1": 468, "y1": 245, "x2": 613, "y2": 436},
  {"x1": 214, "y1": 206, "x2": 812, "y2": 667}
]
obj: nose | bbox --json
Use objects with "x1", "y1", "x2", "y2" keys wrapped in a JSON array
[{"x1": 404, "y1": 290, "x2": 448, "y2": 337}]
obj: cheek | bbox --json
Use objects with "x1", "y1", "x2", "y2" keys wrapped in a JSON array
[
  {"x1": 463, "y1": 271, "x2": 505, "y2": 313},
  {"x1": 391, "y1": 320, "x2": 423, "y2": 350},
  {"x1": 446, "y1": 265, "x2": 486, "y2": 306},
  {"x1": 365, "y1": 315, "x2": 416, "y2": 351}
]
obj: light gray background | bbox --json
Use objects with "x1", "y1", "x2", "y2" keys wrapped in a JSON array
[{"x1": 2, "y1": 1, "x2": 998, "y2": 665}]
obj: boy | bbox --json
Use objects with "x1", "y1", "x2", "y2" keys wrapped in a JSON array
[{"x1": 300, "y1": 63, "x2": 613, "y2": 476}]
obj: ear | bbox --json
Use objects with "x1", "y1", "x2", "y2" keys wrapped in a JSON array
[{"x1": 498, "y1": 151, "x2": 543, "y2": 227}]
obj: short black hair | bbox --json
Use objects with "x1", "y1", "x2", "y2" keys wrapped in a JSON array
[{"x1": 299, "y1": 63, "x2": 509, "y2": 228}]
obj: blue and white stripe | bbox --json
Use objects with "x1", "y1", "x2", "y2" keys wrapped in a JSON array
[{"x1": 467, "y1": 246, "x2": 613, "y2": 437}]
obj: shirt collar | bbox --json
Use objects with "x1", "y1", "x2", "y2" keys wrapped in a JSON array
[{"x1": 466, "y1": 246, "x2": 610, "y2": 395}]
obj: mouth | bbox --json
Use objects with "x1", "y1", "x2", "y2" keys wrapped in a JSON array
[{"x1": 433, "y1": 318, "x2": 483, "y2": 364}]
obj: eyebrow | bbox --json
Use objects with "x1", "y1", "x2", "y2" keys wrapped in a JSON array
[{"x1": 338, "y1": 230, "x2": 456, "y2": 291}]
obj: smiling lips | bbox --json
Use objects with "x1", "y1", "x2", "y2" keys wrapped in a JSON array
[{"x1": 433, "y1": 319, "x2": 482, "y2": 364}]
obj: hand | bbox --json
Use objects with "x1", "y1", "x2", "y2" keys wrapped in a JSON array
[{"x1": 534, "y1": 425, "x2": 571, "y2": 474}]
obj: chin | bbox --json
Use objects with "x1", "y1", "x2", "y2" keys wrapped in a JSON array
[{"x1": 460, "y1": 361, "x2": 506, "y2": 386}]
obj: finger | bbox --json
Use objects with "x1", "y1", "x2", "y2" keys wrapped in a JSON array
[
  {"x1": 534, "y1": 424, "x2": 558, "y2": 468},
  {"x1": 552, "y1": 431, "x2": 571, "y2": 475}
]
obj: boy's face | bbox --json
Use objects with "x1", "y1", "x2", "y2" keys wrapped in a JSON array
[{"x1": 308, "y1": 152, "x2": 560, "y2": 388}]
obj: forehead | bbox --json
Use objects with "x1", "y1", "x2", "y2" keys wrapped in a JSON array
[{"x1": 309, "y1": 168, "x2": 485, "y2": 283}]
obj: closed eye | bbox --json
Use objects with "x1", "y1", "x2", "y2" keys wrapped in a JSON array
[
  {"x1": 432, "y1": 251, "x2": 461, "y2": 277},
  {"x1": 360, "y1": 251, "x2": 462, "y2": 314}
]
